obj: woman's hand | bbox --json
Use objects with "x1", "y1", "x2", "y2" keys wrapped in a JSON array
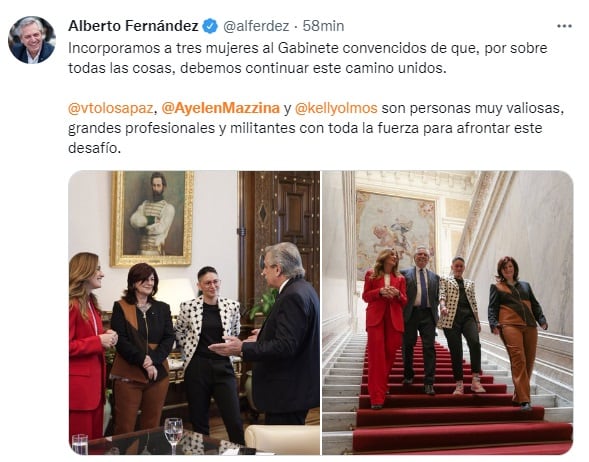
[
  {"x1": 380, "y1": 286, "x2": 396, "y2": 298},
  {"x1": 491, "y1": 326, "x2": 501, "y2": 335},
  {"x1": 143, "y1": 355, "x2": 153, "y2": 368},
  {"x1": 99, "y1": 330, "x2": 118, "y2": 349},
  {"x1": 146, "y1": 365, "x2": 158, "y2": 381}
]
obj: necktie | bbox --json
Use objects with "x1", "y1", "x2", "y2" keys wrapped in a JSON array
[{"x1": 420, "y1": 269, "x2": 428, "y2": 308}]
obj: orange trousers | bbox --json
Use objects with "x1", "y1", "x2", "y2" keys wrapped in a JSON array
[
  {"x1": 113, "y1": 377, "x2": 169, "y2": 435},
  {"x1": 500, "y1": 324, "x2": 538, "y2": 404}
]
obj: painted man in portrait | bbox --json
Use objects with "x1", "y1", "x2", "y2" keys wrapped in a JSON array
[{"x1": 129, "y1": 172, "x2": 175, "y2": 256}]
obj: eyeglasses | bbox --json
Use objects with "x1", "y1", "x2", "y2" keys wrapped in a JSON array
[{"x1": 201, "y1": 279, "x2": 220, "y2": 287}]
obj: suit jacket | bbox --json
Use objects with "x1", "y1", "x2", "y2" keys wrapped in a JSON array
[
  {"x1": 242, "y1": 277, "x2": 320, "y2": 413},
  {"x1": 401, "y1": 267, "x2": 440, "y2": 323},
  {"x1": 437, "y1": 275, "x2": 479, "y2": 329},
  {"x1": 176, "y1": 295, "x2": 241, "y2": 367},
  {"x1": 69, "y1": 300, "x2": 106, "y2": 411},
  {"x1": 488, "y1": 280, "x2": 547, "y2": 331},
  {"x1": 11, "y1": 40, "x2": 54, "y2": 63},
  {"x1": 110, "y1": 299, "x2": 174, "y2": 382},
  {"x1": 362, "y1": 270, "x2": 406, "y2": 332}
]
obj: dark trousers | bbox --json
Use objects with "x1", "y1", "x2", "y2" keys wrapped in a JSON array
[
  {"x1": 443, "y1": 315, "x2": 482, "y2": 381},
  {"x1": 402, "y1": 308, "x2": 436, "y2": 385},
  {"x1": 185, "y1": 355, "x2": 244, "y2": 445},
  {"x1": 265, "y1": 409, "x2": 308, "y2": 425}
]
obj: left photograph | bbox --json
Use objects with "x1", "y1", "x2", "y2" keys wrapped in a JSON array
[{"x1": 68, "y1": 171, "x2": 320, "y2": 455}]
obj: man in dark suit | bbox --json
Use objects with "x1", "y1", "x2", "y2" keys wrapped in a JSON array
[
  {"x1": 11, "y1": 17, "x2": 54, "y2": 64},
  {"x1": 400, "y1": 246, "x2": 440, "y2": 395},
  {"x1": 209, "y1": 242, "x2": 319, "y2": 425}
]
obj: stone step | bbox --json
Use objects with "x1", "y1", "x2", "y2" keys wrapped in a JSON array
[
  {"x1": 322, "y1": 412, "x2": 355, "y2": 432},
  {"x1": 322, "y1": 384, "x2": 360, "y2": 397},
  {"x1": 328, "y1": 368, "x2": 364, "y2": 377},
  {"x1": 322, "y1": 432, "x2": 353, "y2": 455},
  {"x1": 325, "y1": 375, "x2": 363, "y2": 385},
  {"x1": 322, "y1": 335, "x2": 572, "y2": 454},
  {"x1": 322, "y1": 396, "x2": 359, "y2": 412},
  {"x1": 321, "y1": 404, "x2": 573, "y2": 433},
  {"x1": 333, "y1": 358, "x2": 365, "y2": 365}
]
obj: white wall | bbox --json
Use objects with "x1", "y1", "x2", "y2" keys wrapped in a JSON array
[
  {"x1": 469, "y1": 171, "x2": 573, "y2": 336},
  {"x1": 321, "y1": 171, "x2": 354, "y2": 344},
  {"x1": 68, "y1": 171, "x2": 239, "y2": 312}
]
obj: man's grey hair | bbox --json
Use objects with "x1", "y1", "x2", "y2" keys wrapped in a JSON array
[
  {"x1": 265, "y1": 242, "x2": 305, "y2": 279},
  {"x1": 415, "y1": 245, "x2": 430, "y2": 256},
  {"x1": 16, "y1": 17, "x2": 44, "y2": 38}
]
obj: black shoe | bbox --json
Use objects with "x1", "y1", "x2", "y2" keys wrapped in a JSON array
[
  {"x1": 424, "y1": 384, "x2": 435, "y2": 396},
  {"x1": 371, "y1": 404, "x2": 383, "y2": 410},
  {"x1": 402, "y1": 378, "x2": 413, "y2": 385},
  {"x1": 520, "y1": 402, "x2": 532, "y2": 411}
]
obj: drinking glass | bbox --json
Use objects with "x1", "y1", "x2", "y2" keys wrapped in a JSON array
[
  {"x1": 164, "y1": 417, "x2": 183, "y2": 455},
  {"x1": 71, "y1": 434, "x2": 88, "y2": 455}
]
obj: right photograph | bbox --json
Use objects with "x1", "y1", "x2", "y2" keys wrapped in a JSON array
[{"x1": 321, "y1": 171, "x2": 573, "y2": 455}]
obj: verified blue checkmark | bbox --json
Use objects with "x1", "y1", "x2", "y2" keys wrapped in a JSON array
[{"x1": 203, "y1": 18, "x2": 218, "y2": 34}]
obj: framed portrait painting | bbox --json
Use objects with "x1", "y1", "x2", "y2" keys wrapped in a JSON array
[
  {"x1": 356, "y1": 190, "x2": 437, "y2": 280},
  {"x1": 110, "y1": 171, "x2": 194, "y2": 266}
]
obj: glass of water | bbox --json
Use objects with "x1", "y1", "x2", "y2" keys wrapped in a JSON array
[
  {"x1": 164, "y1": 418, "x2": 183, "y2": 455},
  {"x1": 71, "y1": 434, "x2": 88, "y2": 455}
]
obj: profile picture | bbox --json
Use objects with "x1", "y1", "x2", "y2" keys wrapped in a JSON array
[{"x1": 8, "y1": 16, "x2": 55, "y2": 64}]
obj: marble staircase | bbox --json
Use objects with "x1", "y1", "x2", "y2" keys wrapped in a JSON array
[{"x1": 322, "y1": 332, "x2": 573, "y2": 455}]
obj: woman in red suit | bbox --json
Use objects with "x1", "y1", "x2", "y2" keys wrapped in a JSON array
[
  {"x1": 362, "y1": 248, "x2": 407, "y2": 409},
  {"x1": 69, "y1": 252, "x2": 118, "y2": 441}
]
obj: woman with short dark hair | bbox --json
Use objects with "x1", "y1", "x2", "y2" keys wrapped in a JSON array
[
  {"x1": 110, "y1": 263, "x2": 175, "y2": 434},
  {"x1": 175, "y1": 266, "x2": 244, "y2": 444},
  {"x1": 438, "y1": 257, "x2": 486, "y2": 395},
  {"x1": 488, "y1": 256, "x2": 548, "y2": 411}
]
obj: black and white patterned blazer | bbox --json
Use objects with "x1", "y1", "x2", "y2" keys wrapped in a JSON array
[
  {"x1": 175, "y1": 295, "x2": 241, "y2": 367},
  {"x1": 437, "y1": 275, "x2": 480, "y2": 329}
]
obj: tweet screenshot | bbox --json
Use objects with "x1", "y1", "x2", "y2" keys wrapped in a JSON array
[{"x1": 3, "y1": 0, "x2": 584, "y2": 458}]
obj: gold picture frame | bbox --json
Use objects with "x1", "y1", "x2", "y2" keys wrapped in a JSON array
[
  {"x1": 110, "y1": 171, "x2": 194, "y2": 267},
  {"x1": 356, "y1": 189, "x2": 437, "y2": 279}
]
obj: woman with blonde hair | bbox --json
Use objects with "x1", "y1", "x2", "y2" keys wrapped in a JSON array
[
  {"x1": 69, "y1": 252, "x2": 118, "y2": 440},
  {"x1": 362, "y1": 248, "x2": 407, "y2": 409}
]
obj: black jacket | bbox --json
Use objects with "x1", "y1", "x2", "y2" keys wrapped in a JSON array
[{"x1": 242, "y1": 277, "x2": 320, "y2": 413}]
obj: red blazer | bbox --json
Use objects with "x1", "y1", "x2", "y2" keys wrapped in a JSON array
[
  {"x1": 69, "y1": 300, "x2": 106, "y2": 411},
  {"x1": 362, "y1": 270, "x2": 407, "y2": 332}
]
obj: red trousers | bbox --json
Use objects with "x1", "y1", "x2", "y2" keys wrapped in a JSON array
[
  {"x1": 500, "y1": 324, "x2": 538, "y2": 404},
  {"x1": 366, "y1": 308, "x2": 403, "y2": 405},
  {"x1": 69, "y1": 405, "x2": 104, "y2": 441}
]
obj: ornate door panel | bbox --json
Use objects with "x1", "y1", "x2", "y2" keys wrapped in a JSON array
[
  {"x1": 274, "y1": 172, "x2": 319, "y2": 293},
  {"x1": 238, "y1": 171, "x2": 320, "y2": 313}
]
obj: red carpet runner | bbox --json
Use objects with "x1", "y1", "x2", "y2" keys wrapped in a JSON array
[{"x1": 353, "y1": 340, "x2": 573, "y2": 454}]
